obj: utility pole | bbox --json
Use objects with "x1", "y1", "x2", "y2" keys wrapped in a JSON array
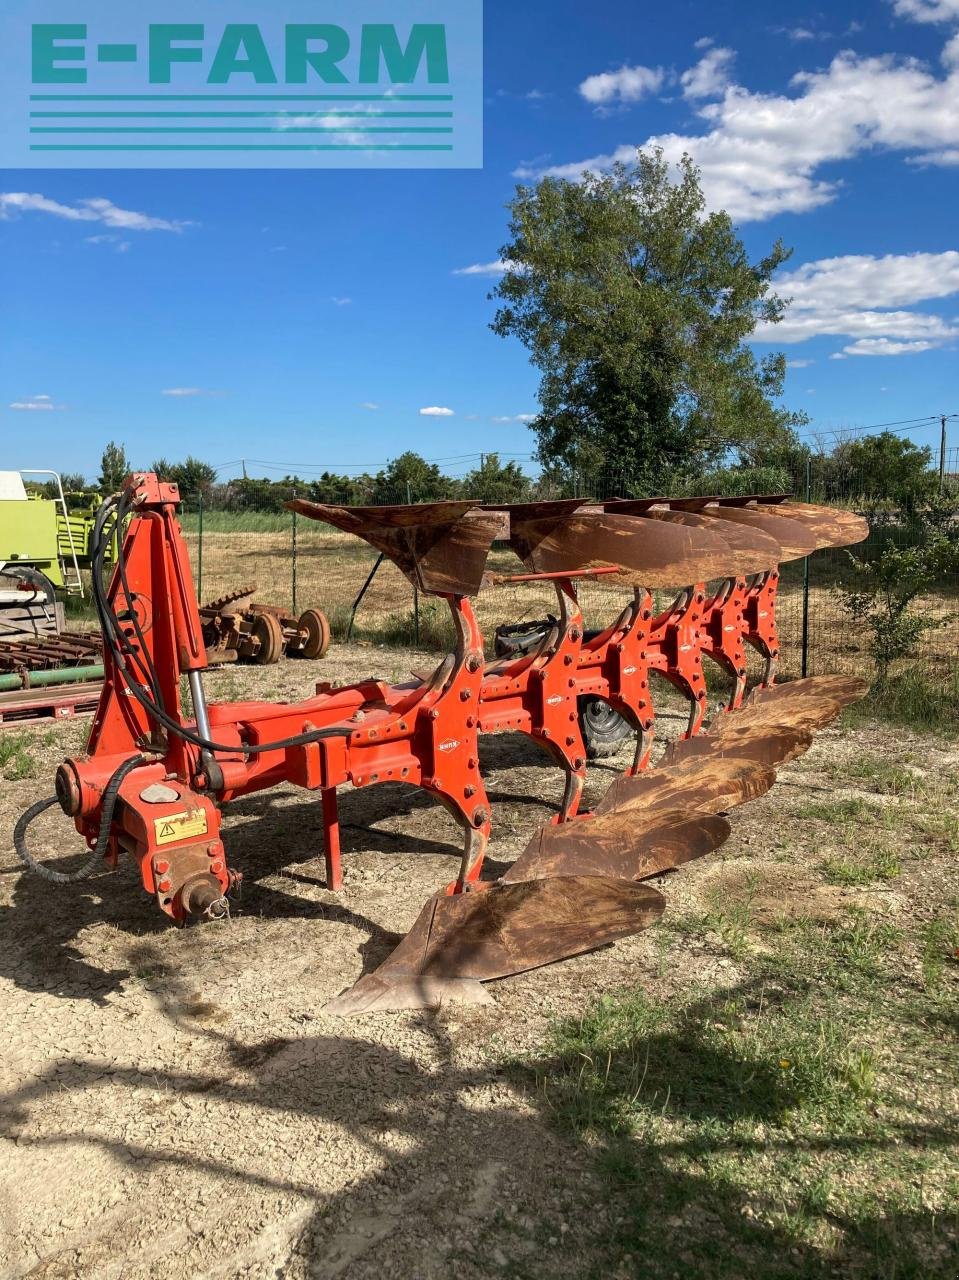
[
  {"x1": 242, "y1": 459, "x2": 248, "y2": 480},
  {"x1": 939, "y1": 415, "x2": 948, "y2": 492}
]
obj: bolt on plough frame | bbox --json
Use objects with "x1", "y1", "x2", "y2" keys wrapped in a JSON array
[{"x1": 15, "y1": 474, "x2": 869, "y2": 1015}]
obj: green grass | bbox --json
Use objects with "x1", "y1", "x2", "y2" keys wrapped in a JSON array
[
  {"x1": 843, "y1": 664, "x2": 959, "y2": 734},
  {"x1": 790, "y1": 796, "x2": 889, "y2": 826},
  {"x1": 329, "y1": 597, "x2": 459, "y2": 651},
  {"x1": 829, "y1": 756, "x2": 926, "y2": 797},
  {"x1": 920, "y1": 910, "x2": 959, "y2": 991},
  {"x1": 180, "y1": 509, "x2": 294, "y2": 534},
  {"x1": 516, "y1": 901, "x2": 956, "y2": 1280},
  {"x1": 820, "y1": 849, "x2": 901, "y2": 885},
  {"x1": 0, "y1": 731, "x2": 37, "y2": 780}
]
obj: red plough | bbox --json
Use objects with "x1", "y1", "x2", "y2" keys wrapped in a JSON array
[{"x1": 14, "y1": 475, "x2": 868, "y2": 1015}]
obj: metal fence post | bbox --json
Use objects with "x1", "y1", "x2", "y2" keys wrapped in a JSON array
[
  {"x1": 940, "y1": 415, "x2": 948, "y2": 492},
  {"x1": 197, "y1": 492, "x2": 203, "y2": 604},
  {"x1": 801, "y1": 458, "x2": 811, "y2": 678},
  {"x1": 291, "y1": 489, "x2": 298, "y2": 614}
]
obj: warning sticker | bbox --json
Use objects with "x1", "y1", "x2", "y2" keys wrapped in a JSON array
[{"x1": 154, "y1": 809, "x2": 208, "y2": 847}]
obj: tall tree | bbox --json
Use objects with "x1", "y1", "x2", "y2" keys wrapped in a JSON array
[
  {"x1": 98, "y1": 441, "x2": 129, "y2": 495},
  {"x1": 491, "y1": 148, "x2": 805, "y2": 492},
  {"x1": 828, "y1": 432, "x2": 936, "y2": 507},
  {"x1": 372, "y1": 452, "x2": 455, "y2": 504},
  {"x1": 460, "y1": 454, "x2": 530, "y2": 503}
]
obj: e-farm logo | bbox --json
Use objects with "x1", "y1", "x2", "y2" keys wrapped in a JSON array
[{"x1": 0, "y1": 3, "x2": 482, "y2": 168}]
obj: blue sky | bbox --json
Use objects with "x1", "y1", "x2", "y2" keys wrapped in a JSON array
[{"x1": 2, "y1": 0, "x2": 958, "y2": 483}]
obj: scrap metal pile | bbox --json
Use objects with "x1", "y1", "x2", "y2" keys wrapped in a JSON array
[
  {"x1": 15, "y1": 475, "x2": 868, "y2": 1016},
  {"x1": 200, "y1": 585, "x2": 330, "y2": 666}
]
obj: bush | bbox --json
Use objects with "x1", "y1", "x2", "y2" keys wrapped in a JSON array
[{"x1": 840, "y1": 496, "x2": 958, "y2": 680}]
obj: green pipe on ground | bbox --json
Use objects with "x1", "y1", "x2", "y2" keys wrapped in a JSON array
[{"x1": 0, "y1": 663, "x2": 104, "y2": 693}]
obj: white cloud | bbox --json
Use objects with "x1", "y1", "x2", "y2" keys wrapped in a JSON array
[
  {"x1": 891, "y1": 0, "x2": 959, "y2": 23},
  {"x1": 360, "y1": 402, "x2": 380, "y2": 410},
  {"x1": 85, "y1": 233, "x2": 131, "y2": 253},
  {"x1": 0, "y1": 192, "x2": 189, "y2": 232},
  {"x1": 10, "y1": 394, "x2": 62, "y2": 411},
  {"x1": 518, "y1": 42, "x2": 959, "y2": 221},
  {"x1": 578, "y1": 64, "x2": 665, "y2": 108},
  {"x1": 161, "y1": 387, "x2": 220, "y2": 397},
  {"x1": 786, "y1": 358, "x2": 815, "y2": 368},
  {"x1": 452, "y1": 259, "x2": 517, "y2": 276},
  {"x1": 832, "y1": 338, "x2": 938, "y2": 357},
  {"x1": 492, "y1": 413, "x2": 537, "y2": 423},
  {"x1": 419, "y1": 406, "x2": 455, "y2": 417},
  {"x1": 330, "y1": 296, "x2": 352, "y2": 306},
  {"x1": 755, "y1": 251, "x2": 959, "y2": 350},
  {"x1": 681, "y1": 47, "x2": 735, "y2": 100}
]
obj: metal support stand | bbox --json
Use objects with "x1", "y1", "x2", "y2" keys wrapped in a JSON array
[{"x1": 347, "y1": 553, "x2": 385, "y2": 641}]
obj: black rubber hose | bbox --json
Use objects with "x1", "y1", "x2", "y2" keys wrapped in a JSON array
[
  {"x1": 90, "y1": 493, "x2": 354, "y2": 757},
  {"x1": 13, "y1": 754, "x2": 147, "y2": 884}
]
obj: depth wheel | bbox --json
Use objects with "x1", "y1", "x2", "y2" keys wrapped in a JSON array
[
  {"x1": 297, "y1": 608, "x2": 331, "y2": 659},
  {"x1": 251, "y1": 611, "x2": 284, "y2": 665},
  {"x1": 578, "y1": 696, "x2": 633, "y2": 759}
]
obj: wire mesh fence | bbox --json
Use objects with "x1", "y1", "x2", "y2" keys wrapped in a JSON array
[{"x1": 182, "y1": 446, "x2": 959, "y2": 687}]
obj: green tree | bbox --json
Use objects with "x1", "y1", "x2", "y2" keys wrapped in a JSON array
[
  {"x1": 372, "y1": 452, "x2": 455, "y2": 504},
  {"x1": 98, "y1": 441, "x2": 129, "y2": 495},
  {"x1": 306, "y1": 472, "x2": 375, "y2": 505},
  {"x1": 176, "y1": 456, "x2": 216, "y2": 500},
  {"x1": 828, "y1": 432, "x2": 936, "y2": 508},
  {"x1": 151, "y1": 455, "x2": 216, "y2": 500},
  {"x1": 491, "y1": 148, "x2": 805, "y2": 492},
  {"x1": 460, "y1": 454, "x2": 530, "y2": 503},
  {"x1": 841, "y1": 497, "x2": 958, "y2": 679}
]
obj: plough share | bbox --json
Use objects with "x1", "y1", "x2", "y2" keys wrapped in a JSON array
[{"x1": 15, "y1": 474, "x2": 868, "y2": 1014}]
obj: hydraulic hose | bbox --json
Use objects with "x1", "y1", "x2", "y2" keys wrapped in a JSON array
[
  {"x1": 90, "y1": 492, "x2": 354, "y2": 758},
  {"x1": 13, "y1": 754, "x2": 147, "y2": 884}
]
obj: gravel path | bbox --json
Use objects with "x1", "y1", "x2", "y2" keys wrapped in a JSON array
[{"x1": 0, "y1": 645, "x2": 928, "y2": 1278}]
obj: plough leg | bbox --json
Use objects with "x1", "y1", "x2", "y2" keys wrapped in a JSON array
[{"x1": 321, "y1": 787, "x2": 343, "y2": 891}]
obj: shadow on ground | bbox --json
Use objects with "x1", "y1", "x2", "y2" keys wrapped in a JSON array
[{"x1": 0, "y1": 960, "x2": 954, "y2": 1279}]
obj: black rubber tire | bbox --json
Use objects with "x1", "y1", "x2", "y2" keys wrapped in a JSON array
[
  {"x1": 578, "y1": 696, "x2": 633, "y2": 759},
  {"x1": 493, "y1": 618, "x2": 555, "y2": 659}
]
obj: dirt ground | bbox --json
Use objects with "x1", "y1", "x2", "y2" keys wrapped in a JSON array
[{"x1": 0, "y1": 645, "x2": 955, "y2": 1279}]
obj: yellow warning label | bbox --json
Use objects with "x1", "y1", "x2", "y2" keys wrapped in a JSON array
[{"x1": 154, "y1": 809, "x2": 208, "y2": 847}]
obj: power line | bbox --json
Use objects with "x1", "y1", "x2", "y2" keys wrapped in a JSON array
[
  {"x1": 799, "y1": 414, "x2": 955, "y2": 444},
  {"x1": 208, "y1": 416, "x2": 956, "y2": 482},
  {"x1": 212, "y1": 450, "x2": 540, "y2": 478}
]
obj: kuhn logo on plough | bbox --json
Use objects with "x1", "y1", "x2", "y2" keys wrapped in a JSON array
[{"x1": 14, "y1": 477, "x2": 869, "y2": 1017}]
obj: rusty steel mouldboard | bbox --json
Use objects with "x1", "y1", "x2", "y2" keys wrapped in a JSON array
[
  {"x1": 503, "y1": 509, "x2": 740, "y2": 589},
  {"x1": 324, "y1": 876, "x2": 666, "y2": 1014},
  {"x1": 603, "y1": 500, "x2": 783, "y2": 576},
  {"x1": 666, "y1": 500, "x2": 819, "y2": 561},
  {"x1": 501, "y1": 808, "x2": 732, "y2": 884},
  {"x1": 287, "y1": 499, "x2": 504, "y2": 597},
  {"x1": 752, "y1": 499, "x2": 869, "y2": 550}
]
